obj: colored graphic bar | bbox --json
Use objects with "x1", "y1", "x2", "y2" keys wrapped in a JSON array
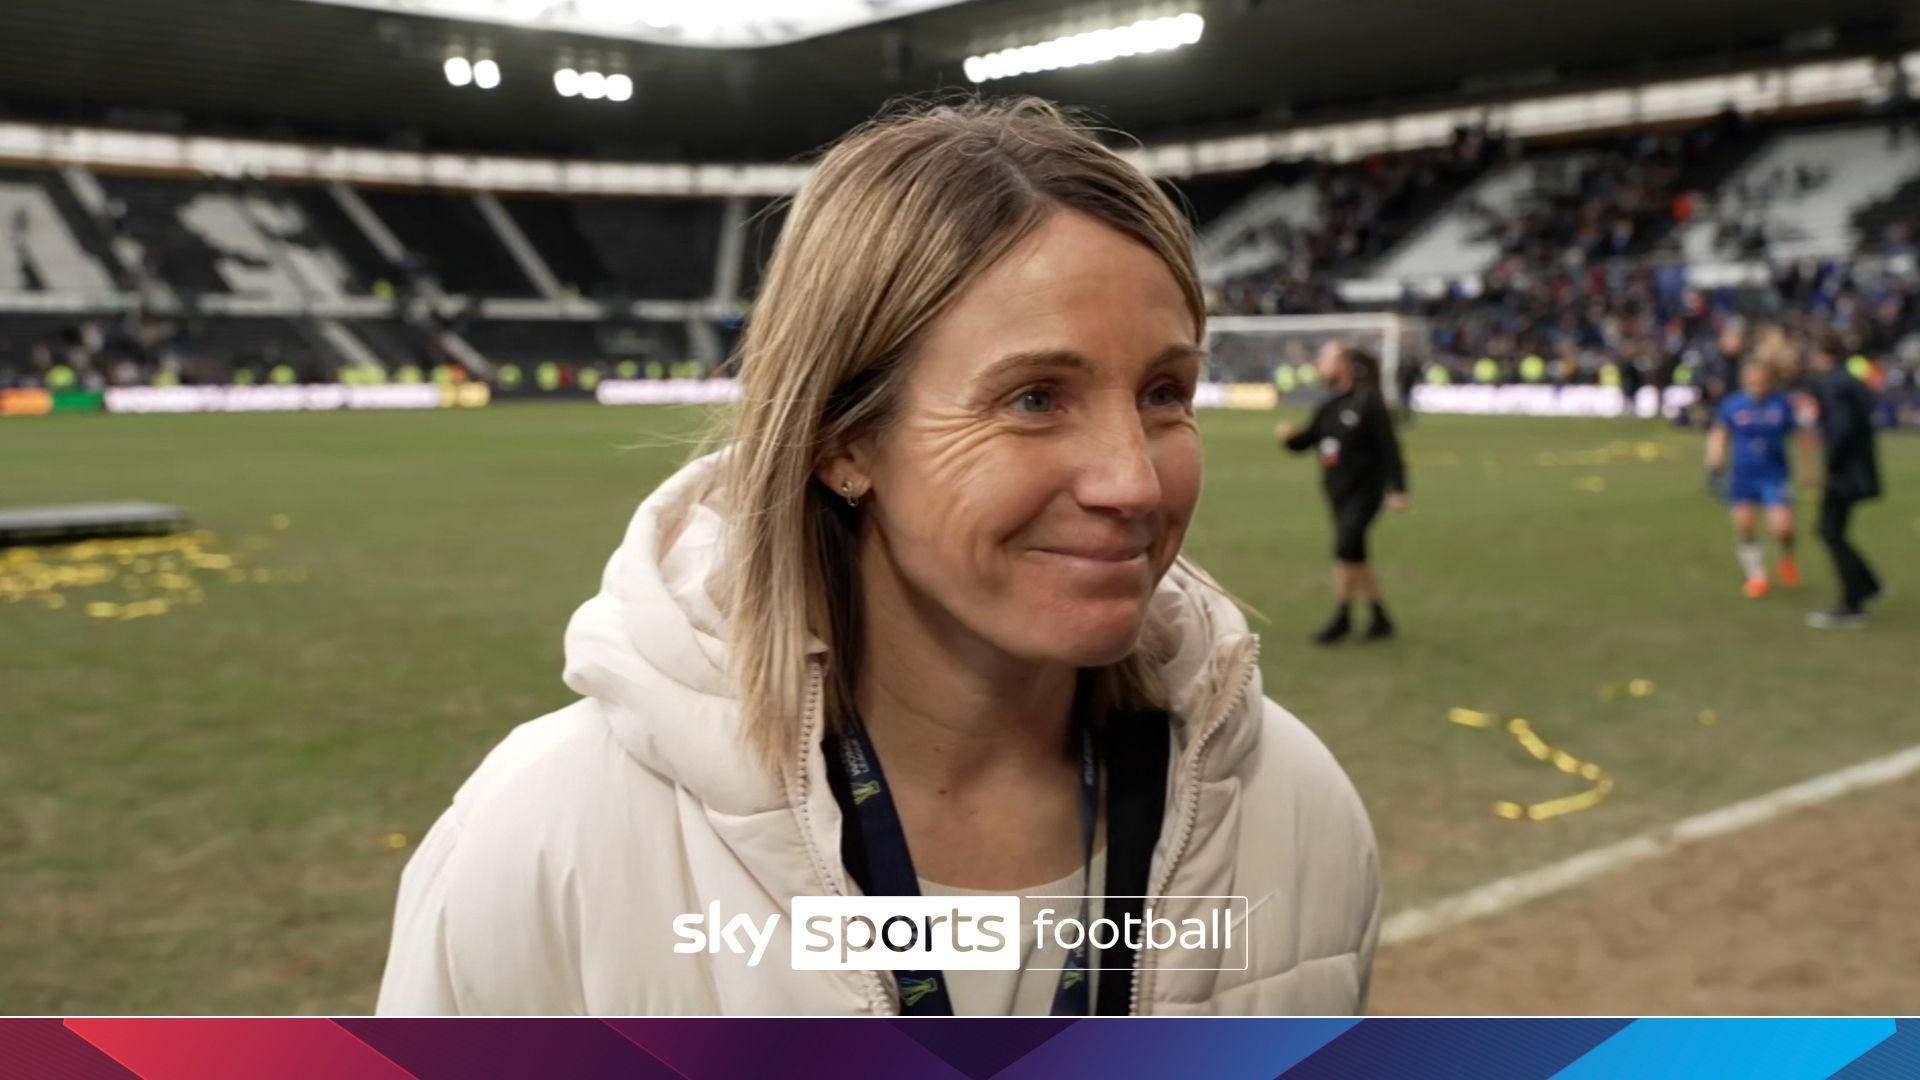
[{"x1": 1, "y1": 1017, "x2": 1908, "y2": 1080}]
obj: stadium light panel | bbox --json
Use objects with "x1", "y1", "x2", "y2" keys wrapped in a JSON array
[
  {"x1": 473, "y1": 58, "x2": 502, "y2": 88},
  {"x1": 606, "y1": 73, "x2": 634, "y2": 101},
  {"x1": 553, "y1": 67, "x2": 581, "y2": 96},
  {"x1": 578, "y1": 70, "x2": 608, "y2": 99},
  {"x1": 444, "y1": 56, "x2": 474, "y2": 86},
  {"x1": 289, "y1": 0, "x2": 978, "y2": 48},
  {"x1": 965, "y1": 12, "x2": 1204, "y2": 83}
]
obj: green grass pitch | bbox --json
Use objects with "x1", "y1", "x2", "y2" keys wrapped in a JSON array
[{"x1": 1, "y1": 404, "x2": 1913, "y2": 1011}]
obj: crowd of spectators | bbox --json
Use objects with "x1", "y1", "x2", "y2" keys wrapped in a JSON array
[
  {"x1": 1210, "y1": 125, "x2": 1505, "y2": 315},
  {"x1": 1205, "y1": 109, "x2": 1919, "y2": 402},
  {"x1": 1470, "y1": 122, "x2": 1737, "y2": 270},
  {"x1": 1405, "y1": 256, "x2": 1920, "y2": 396},
  {"x1": 0, "y1": 313, "x2": 340, "y2": 389},
  {"x1": 1208, "y1": 120, "x2": 1739, "y2": 317},
  {"x1": 8, "y1": 111, "x2": 1920, "y2": 403},
  {"x1": 1692, "y1": 157, "x2": 1834, "y2": 260}
]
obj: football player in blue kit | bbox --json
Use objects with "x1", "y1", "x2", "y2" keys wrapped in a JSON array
[{"x1": 1704, "y1": 341, "x2": 1809, "y2": 599}]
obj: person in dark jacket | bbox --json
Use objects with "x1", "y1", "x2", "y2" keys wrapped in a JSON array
[
  {"x1": 1804, "y1": 330, "x2": 1884, "y2": 628},
  {"x1": 1279, "y1": 341, "x2": 1410, "y2": 643}
]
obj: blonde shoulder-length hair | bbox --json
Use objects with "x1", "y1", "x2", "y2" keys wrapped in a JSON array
[{"x1": 719, "y1": 97, "x2": 1207, "y2": 779}]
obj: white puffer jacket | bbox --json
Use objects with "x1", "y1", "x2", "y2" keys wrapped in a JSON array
[{"x1": 376, "y1": 453, "x2": 1380, "y2": 1015}]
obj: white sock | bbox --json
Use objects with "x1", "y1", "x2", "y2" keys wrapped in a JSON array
[{"x1": 1736, "y1": 542, "x2": 1765, "y2": 581}]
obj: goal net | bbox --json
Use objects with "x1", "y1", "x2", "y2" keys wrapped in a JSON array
[{"x1": 1203, "y1": 313, "x2": 1430, "y2": 408}]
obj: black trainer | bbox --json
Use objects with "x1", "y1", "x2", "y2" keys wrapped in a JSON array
[
  {"x1": 1805, "y1": 609, "x2": 1868, "y2": 630},
  {"x1": 1312, "y1": 608, "x2": 1352, "y2": 645}
]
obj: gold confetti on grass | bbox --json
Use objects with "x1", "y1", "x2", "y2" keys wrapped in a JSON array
[
  {"x1": 0, "y1": 517, "x2": 306, "y2": 621},
  {"x1": 1536, "y1": 441, "x2": 1672, "y2": 468},
  {"x1": 1598, "y1": 678, "x2": 1657, "y2": 701},
  {"x1": 1448, "y1": 707, "x2": 1615, "y2": 822},
  {"x1": 1448, "y1": 707, "x2": 1496, "y2": 728}
]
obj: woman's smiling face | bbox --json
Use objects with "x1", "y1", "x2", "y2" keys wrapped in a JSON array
[{"x1": 845, "y1": 207, "x2": 1204, "y2": 669}]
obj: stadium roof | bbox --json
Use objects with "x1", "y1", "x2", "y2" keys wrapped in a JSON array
[
  {"x1": 290, "y1": 0, "x2": 981, "y2": 48},
  {"x1": 1, "y1": 0, "x2": 1915, "y2": 162}
]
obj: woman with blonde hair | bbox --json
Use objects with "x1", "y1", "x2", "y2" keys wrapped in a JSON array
[
  {"x1": 377, "y1": 98, "x2": 1379, "y2": 1016},
  {"x1": 1705, "y1": 326, "x2": 1809, "y2": 598}
]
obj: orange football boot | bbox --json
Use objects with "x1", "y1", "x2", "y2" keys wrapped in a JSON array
[{"x1": 1779, "y1": 556, "x2": 1802, "y2": 589}]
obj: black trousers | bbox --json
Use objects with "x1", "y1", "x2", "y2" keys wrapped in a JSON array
[
  {"x1": 1817, "y1": 493, "x2": 1880, "y2": 612},
  {"x1": 1329, "y1": 488, "x2": 1385, "y2": 563}
]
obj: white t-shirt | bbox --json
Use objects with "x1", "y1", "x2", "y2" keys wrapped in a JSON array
[{"x1": 917, "y1": 850, "x2": 1108, "y2": 1016}]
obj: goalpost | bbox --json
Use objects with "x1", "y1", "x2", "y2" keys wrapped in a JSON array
[{"x1": 1203, "y1": 313, "x2": 1430, "y2": 408}]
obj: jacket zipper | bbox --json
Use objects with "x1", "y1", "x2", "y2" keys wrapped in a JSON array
[
  {"x1": 794, "y1": 639, "x2": 1261, "y2": 1018},
  {"x1": 1129, "y1": 635, "x2": 1261, "y2": 1017},
  {"x1": 789, "y1": 661, "x2": 899, "y2": 1015}
]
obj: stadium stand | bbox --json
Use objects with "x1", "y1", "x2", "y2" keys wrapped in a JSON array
[
  {"x1": 499, "y1": 197, "x2": 617, "y2": 299},
  {"x1": 459, "y1": 319, "x2": 610, "y2": 366},
  {"x1": 280, "y1": 185, "x2": 400, "y2": 290},
  {"x1": 343, "y1": 319, "x2": 443, "y2": 371},
  {"x1": 569, "y1": 197, "x2": 727, "y2": 301},
  {"x1": 179, "y1": 184, "x2": 359, "y2": 303},
  {"x1": 1199, "y1": 126, "x2": 1505, "y2": 311},
  {"x1": 96, "y1": 175, "x2": 236, "y2": 297},
  {"x1": 1344, "y1": 120, "x2": 1746, "y2": 287},
  {"x1": 458, "y1": 318, "x2": 691, "y2": 370},
  {"x1": 1174, "y1": 112, "x2": 1917, "y2": 401},
  {"x1": 0, "y1": 315, "x2": 90, "y2": 376},
  {"x1": 1678, "y1": 122, "x2": 1920, "y2": 263},
  {"x1": 3, "y1": 108, "x2": 1920, "y2": 405},
  {"x1": 354, "y1": 189, "x2": 535, "y2": 297},
  {"x1": 1854, "y1": 178, "x2": 1920, "y2": 259},
  {"x1": 0, "y1": 168, "x2": 121, "y2": 296}
]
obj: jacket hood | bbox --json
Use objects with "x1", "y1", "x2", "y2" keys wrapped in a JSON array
[{"x1": 562, "y1": 452, "x2": 1262, "y2": 819}]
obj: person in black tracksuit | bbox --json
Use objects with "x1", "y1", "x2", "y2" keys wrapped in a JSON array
[
  {"x1": 1279, "y1": 341, "x2": 1410, "y2": 644},
  {"x1": 1804, "y1": 331, "x2": 1885, "y2": 628}
]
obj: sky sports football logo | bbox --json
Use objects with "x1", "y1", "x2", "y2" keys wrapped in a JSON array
[{"x1": 671, "y1": 895, "x2": 1251, "y2": 970}]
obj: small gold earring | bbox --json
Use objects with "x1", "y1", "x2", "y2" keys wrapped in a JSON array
[{"x1": 841, "y1": 480, "x2": 859, "y2": 508}]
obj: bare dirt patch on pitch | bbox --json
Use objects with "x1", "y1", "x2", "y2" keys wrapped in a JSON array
[{"x1": 1371, "y1": 775, "x2": 1920, "y2": 1014}]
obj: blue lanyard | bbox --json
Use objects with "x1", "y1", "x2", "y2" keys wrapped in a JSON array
[{"x1": 830, "y1": 714, "x2": 1099, "y2": 1017}]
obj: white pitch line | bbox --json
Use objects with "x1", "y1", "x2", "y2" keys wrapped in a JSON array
[{"x1": 1381, "y1": 743, "x2": 1920, "y2": 947}]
